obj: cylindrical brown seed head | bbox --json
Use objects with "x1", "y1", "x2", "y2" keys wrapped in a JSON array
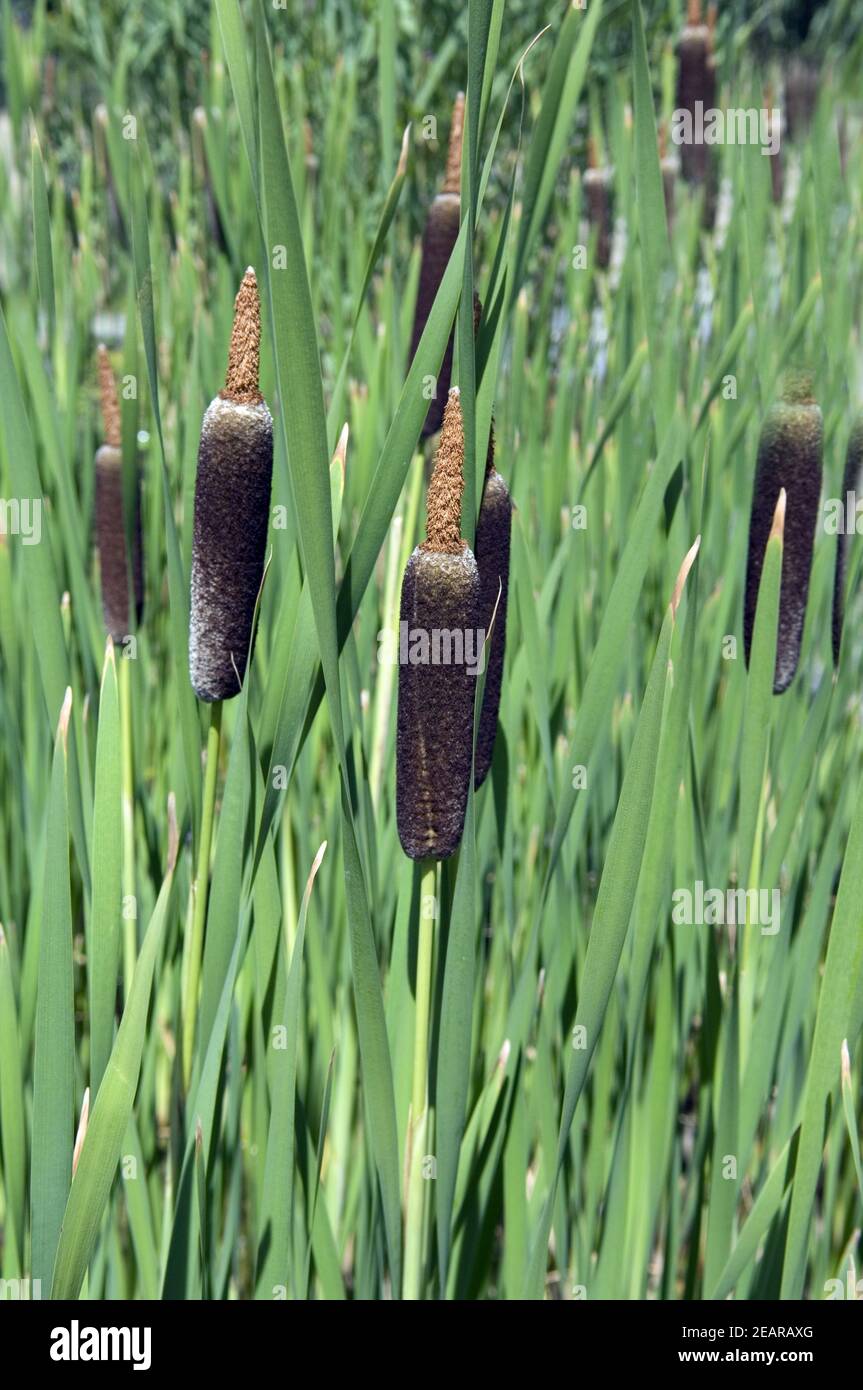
[
  {"x1": 583, "y1": 138, "x2": 613, "y2": 269},
  {"x1": 785, "y1": 58, "x2": 819, "y2": 141},
  {"x1": 95, "y1": 347, "x2": 144, "y2": 643},
  {"x1": 473, "y1": 423, "x2": 512, "y2": 789},
  {"x1": 409, "y1": 93, "x2": 464, "y2": 439},
  {"x1": 832, "y1": 417, "x2": 863, "y2": 667},
  {"x1": 764, "y1": 90, "x2": 783, "y2": 204},
  {"x1": 397, "y1": 390, "x2": 478, "y2": 858},
  {"x1": 676, "y1": 0, "x2": 714, "y2": 185},
  {"x1": 744, "y1": 371, "x2": 823, "y2": 694},
  {"x1": 189, "y1": 268, "x2": 273, "y2": 702}
]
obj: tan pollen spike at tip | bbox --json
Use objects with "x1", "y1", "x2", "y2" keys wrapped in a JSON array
[
  {"x1": 687, "y1": 0, "x2": 702, "y2": 22},
  {"x1": 442, "y1": 92, "x2": 465, "y2": 195},
  {"x1": 222, "y1": 267, "x2": 262, "y2": 405},
  {"x1": 424, "y1": 389, "x2": 465, "y2": 553},
  {"x1": 97, "y1": 345, "x2": 121, "y2": 448}
]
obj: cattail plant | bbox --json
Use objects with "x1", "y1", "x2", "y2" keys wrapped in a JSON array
[
  {"x1": 397, "y1": 386, "x2": 478, "y2": 1299},
  {"x1": 764, "y1": 87, "x2": 783, "y2": 204},
  {"x1": 189, "y1": 267, "x2": 273, "y2": 702},
  {"x1": 676, "y1": 0, "x2": 714, "y2": 186},
  {"x1": 584, "y1": 136, "x2": 613, "y2": 270},
  {"x1": 473, "y1": 423, "x2": 512, "y2": 788},
  {"x1": 184, "y1": 266, "x2": 273, "y2": 1085},
  {"x1": 832, "y1": 417, "x2": 863, "y2": 666},
  {"x1": 95, "y1": 346, "x2": 144, "y2": 644},
  {"x1": 785, "y1": 58, "x2": 819, "y2": 140},
  {"x1": 96, "y1": 346, "x2": 144, "y2": 1000},
  {"x1": 409, "y1": 93, "x2": 464, "y2": 438},
  {"x1": 396, "y1": 387, "x2": 478, "y2": 859},
  {"x1": 744, "y1": 371, "x2": 823, "y2": 693}
]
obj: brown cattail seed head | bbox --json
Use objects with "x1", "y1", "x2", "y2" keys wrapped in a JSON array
[
  {"x1": 832, "y1": 417, "x2": 863, "y2": 667},
  {"x1": 409, "y1": 93, "x2": 464, "y2": 438},
  {"x1": 95, "y1": 347, "x2": 144, "y2": 643},
  {"x1": 397, "y1": 390, "x2": 478, "y2": 858},
  {"x1": 676, "y1": 0, "x2": 714, "y2": 185},
  {"x1": 764, "y1": 88, "x2": 783, "y2": 204},
  {"x1": 583, "y1": 139, "x2": 613, "y2": 269},
  {"x1": 189, "y1": 268, "x2": 273, "y2": 702},
  {"x1": 744, "y1": 371, "x2": 823, "y2": 694},
  {"x1": 785, "y1": 58, "x2": 819, "y2": 141},
  {"x1": 473, "y1": 421, "x2": 512, "y2": 789}
]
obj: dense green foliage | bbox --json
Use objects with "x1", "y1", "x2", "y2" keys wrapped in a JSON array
[{"x1": 0, "y1": 0, "x2": 862, "y2": 1301}]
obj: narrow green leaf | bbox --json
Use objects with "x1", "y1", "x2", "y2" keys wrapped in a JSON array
[
  {"x1": 31, "y1": 691, "x2": 75, "y2": 1292},
  {"x1": 51, "y1": 822, "x2": 178, "y2": 1300},
  {"x1": 256, "y1": 842, "x2": 327, "y2": 1298}
]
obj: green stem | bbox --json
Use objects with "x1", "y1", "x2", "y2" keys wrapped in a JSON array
[
  {"x1": 182, "y1": 700, "x2": 223, "y2": 1091},
  {"x1": 403, "y1": 857, "x2": 437, "y2": 1300},
  {"x1": 119, "y1": 653, "x2": 136, "y2": 1000}
]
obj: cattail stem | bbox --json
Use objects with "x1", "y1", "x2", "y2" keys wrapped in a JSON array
[
  {"x1": 403, "y1": 857, "x2": 437, "y2": 1300},
  {"x1": 119, "y1": 654, "x2": 137, "y2": 999},
  {"x1": 182, "y1": 700, "x2": 223, "y2": 1090}
]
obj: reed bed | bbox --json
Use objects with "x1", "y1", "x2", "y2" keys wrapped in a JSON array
[{"x1": 0, "y1": 0, "x2": 862, "y2": 1305}]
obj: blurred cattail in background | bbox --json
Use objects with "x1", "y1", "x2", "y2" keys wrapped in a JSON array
[
  {"x1": 785, "y1": 57, "x2": 819, "y2": 140},
  {"x1": 189, "y1": 267, "x2": 273, "y2": 702},
  {"x1": 676, "y1": 0, "x2": 715, "y2": 187},
  {"x1": 832, "y1": 416, "x2": 863, "y2": 666},
  {"x1": 397, "y1": 388, "x2": 479, "y2": 859},
  {"x1": 744, "y1": 370, "x2": 823, "y2": 693},
  {"x1": 473, "y1": 422, "x2": 512, "y2": 789},
  {"x1": 583, "y1": 136, "x2": 613, "y2": 270},
  {"x1": 95, "y1": 346, "x2": 143, "y2": 643},
  {"x1": 764, "y1": 87, "x2": 783, "y2": 204},
  {"x1": 409, "y1": 92, "x2": 464, "y2": 439}
]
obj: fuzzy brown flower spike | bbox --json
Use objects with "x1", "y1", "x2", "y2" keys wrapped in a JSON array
[
  {"x1": 223, "y1": 268, "x2": 263, "y2": 405},
  {"x1": 397, "y1": 389, "x2": 479, "y2": 859},
  {"x1": 424, "y1": 394, "x2": 467, "y2": 554},
  {"x1": 442, "y1": 91, "x2": 465, "y2": 196},
  {"x1": 189, "y1": 268, "x2": 273, "y2": 702},
  {"x1": 98, "y1": 345, "x2": 121, "y2": 448},
  {"x1": 409, "y1": 93, "x2": 465, "y2": 439},
  {"x1": 94, "y1": 346, "x2": 144, "y2": 643}
]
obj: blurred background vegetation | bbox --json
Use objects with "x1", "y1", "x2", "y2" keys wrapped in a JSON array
[{"x1": 3, "y1": 1, "x2": 861, "y2": 202}]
